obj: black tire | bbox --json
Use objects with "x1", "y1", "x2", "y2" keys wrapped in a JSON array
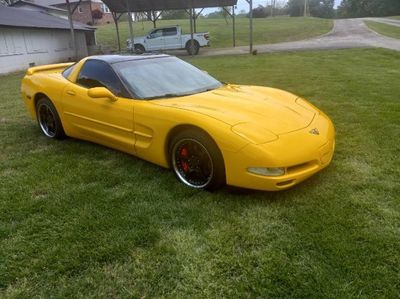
[
  {"x1": 186, "y1": 40, "x2": 200, "y2": 55},
  {"x1": 169, "y1": 129, "x2": 225, "y2": 191},
  {"x1": 36, "y1": 97, "x2": 65, "y2": 139},
  {"x1": 134, "y1": 44, "x2": 145, "y2": 54}
]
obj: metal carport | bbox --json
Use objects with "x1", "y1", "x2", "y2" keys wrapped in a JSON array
[{"x1": 100, "y1": 0, "x2": 255, "y2": 55}]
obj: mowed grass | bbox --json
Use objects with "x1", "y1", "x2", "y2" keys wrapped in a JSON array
[
  {"x1": 1, "y1": 48, "x2": 400, "y2": 297},
  {"x1": 365, "y1": 20, "x2": 400, "y2": 39},
  {"x1": 96, "y1": 17, "x2": 333, "y2": 51},
  {"x1": 388, "y1": 16, "x2": 400, "y2": 20}
]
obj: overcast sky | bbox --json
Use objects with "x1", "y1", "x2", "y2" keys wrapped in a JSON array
[{"x1": 204, "y1": 0, "x2": 341, "y2": 14}]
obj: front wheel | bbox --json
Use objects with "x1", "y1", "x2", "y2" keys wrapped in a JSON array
[
  {"x1": 36, "y1": 97, "x2": 65, "y2": 139},
  {"x1": 169, "y1": 129, "x2": 225, "y2": 191}
]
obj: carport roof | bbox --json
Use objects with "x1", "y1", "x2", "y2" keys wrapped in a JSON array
[{"x1": 102, "y1": 0, "x2": 238, "y2": 13}]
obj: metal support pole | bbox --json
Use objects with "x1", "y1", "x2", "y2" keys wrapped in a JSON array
[
  {"x1": 248, "y1": 0, "x2": 253, "y2": 53},
  {"x1": 127, "y1": 0, "x2": 134, "y2": 53},
  {"x1": 66, "y1": 0, "x2": 77, "y2": 60},
  {"x1": 232, "y1": 5, "x2": 236, "y2": 47},
  {"x1": 304, "y1": 0, "x2": 308, "y2": 17},
  {"x1": 189, "y1": 3, "x2": 194, "y2": 56},
  {"x1": 193, "y1": 8, "x2": 197, "y2": 33}
]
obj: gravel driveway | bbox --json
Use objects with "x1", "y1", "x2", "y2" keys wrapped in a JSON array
[{"x1": 194, "y1": 18, "x2": 400, "y2": 56}]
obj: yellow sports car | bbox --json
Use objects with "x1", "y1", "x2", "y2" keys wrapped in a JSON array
[{"x1": 21, "y1": 54, "x2": 335, "y2": 191}]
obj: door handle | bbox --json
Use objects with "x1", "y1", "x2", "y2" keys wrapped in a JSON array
[{"x1": 66, "y1": 90, "x2": 76, "y2": 96}]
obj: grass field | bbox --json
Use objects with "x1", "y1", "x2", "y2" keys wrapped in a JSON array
[
  {"x1": 1, "y1": 48, "x2": 400, "y2": 297},
  {"x1": 96, "y1": 17, "x2": 333, "y2": 51},
  {"x1": 388, "y1": 16, "x2": 400, "y2": 20},
  {"x1": 365, "y1": 20, "x2": 400, "y2": 39}
]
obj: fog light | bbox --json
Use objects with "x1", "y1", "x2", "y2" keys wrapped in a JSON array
[{"x1": 247, "y1": 167, "x2": 285, "y2": 177}]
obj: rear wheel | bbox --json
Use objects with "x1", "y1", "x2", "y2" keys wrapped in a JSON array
[
  {"x1": 169, "y1": 129, "x2": 225, "y2": 191},
  {"x1": 36, "y1": 97, "x2": 65, "y2": 139},
  {"x1": 186, "y1": 40, "x2": 200, "y2": 55},
  {"x1": 134, "y1": 44, "x2": 145, "y2": 54}
]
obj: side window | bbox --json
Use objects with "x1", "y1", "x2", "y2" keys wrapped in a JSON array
[
  {"x1": 76, "y1": 60, "x2": 124, "y2": 96},
  {"x1": 62, "y1": 63, "x2": 76, "y2": 80},
  {"x1": 149, "y1": 29, "x2": 163, "y2": 39},
  {"x1": 163, "y1": 27, "x2": 177, "y2": 36}
]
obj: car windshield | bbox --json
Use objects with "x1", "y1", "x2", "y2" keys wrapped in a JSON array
[{"x1": 113, "y1": 56, "x2": 222, "y2": 99}]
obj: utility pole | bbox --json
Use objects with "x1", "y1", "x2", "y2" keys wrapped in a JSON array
[
  {"x1": 304, "y1": 0, "x2": 308, "y2": 17},
  {"x1": 271, "y1": 0, "x2": 275, "y2": 17},
  {"x1": 66, "y1": 0, "x2": 77, "y2": 60}
]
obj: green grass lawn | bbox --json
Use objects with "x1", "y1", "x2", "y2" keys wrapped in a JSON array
[
  {"x1": 1, "y1": 48, "x2": 400, "y2": 297},
  {"x1": 365, "y1": 20, "x2": 400, "y2": 39},
  {"x1": 388, "y1": 16, "x2": 400, "y2": 20},
  {"x1": 96, "y1": 17, "x2": 333, "y2": 51}
]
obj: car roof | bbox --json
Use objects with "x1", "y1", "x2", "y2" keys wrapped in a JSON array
[{"x1": 87, "y1": 54, "x2": 171, "y2": 64}]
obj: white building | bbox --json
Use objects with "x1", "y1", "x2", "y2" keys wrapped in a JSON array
[{"x1": 0, "y1": 5, "x2": 95, "y2": 74}]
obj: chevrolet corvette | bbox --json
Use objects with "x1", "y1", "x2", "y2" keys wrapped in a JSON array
[{"x1": 21, "y1": 54, "x2": 335, "y2": 191}]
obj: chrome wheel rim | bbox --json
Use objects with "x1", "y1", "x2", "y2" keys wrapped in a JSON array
[
  {"x1": 38, "y1": 103, "x2": 56, "y2": 138},
  {"x1": 172, "y1": 139, "x2": 213, "y2": 188}
]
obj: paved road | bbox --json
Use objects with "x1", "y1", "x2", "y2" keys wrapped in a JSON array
[
  {"x1": 169, "y1": 19, "x2": 400, "y2": 57},
  {"x1": 365, "y1": 17, "x2": 400, "y2": 27}
]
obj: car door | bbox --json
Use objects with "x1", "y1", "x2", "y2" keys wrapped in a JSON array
[
  {"x1": 61, "y1": 59, "x2": 135, "y2": 154},
  {"x1": 162, "y1": 27, "x2": 181, "y2": 50},
  {"x1": 146, "y1": 29, "x2": 164, "y2": 51}
]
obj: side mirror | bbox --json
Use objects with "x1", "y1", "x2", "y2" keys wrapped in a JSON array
[
  {"x1": 88, "y1": 87, "x2": 117, "y2": 102},
  {"x1": 147, "y1": 35, "x2": 151, "y2": 39}
]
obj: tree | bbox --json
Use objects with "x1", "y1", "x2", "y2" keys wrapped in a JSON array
[
  {"x1": 0, "y1": 0, "x2": 18, "y2": 5},
  {"x1": 252, "y1": 5, "x2": 268, "y2": 18},
  {"x1": 310, "y1": 0, "x2": 335, "y2": 18},
  {"x1": 221, "y1": 6, "x2": 231, "y2": 24},
  {"x1": 286, "y1": 0, "x2": 334, "y2": 18},
  {"x1": 91, "y1": 8, "x2": 103, "y2": 24},
  {"x1": 338, "y1": 0, "x2": 400, "y2": 18},
  {"x1": 161, "y1": 10, "x2": 188, "y2": 20}
]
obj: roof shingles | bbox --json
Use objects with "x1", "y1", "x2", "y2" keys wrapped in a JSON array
[{"x1": 0, "y1": 5, "x2": 93, "y2": 31}]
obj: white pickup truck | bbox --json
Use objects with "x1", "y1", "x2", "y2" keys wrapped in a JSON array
[{"x1": 127, "y1": 26, "x2": 210, "y2": 55}]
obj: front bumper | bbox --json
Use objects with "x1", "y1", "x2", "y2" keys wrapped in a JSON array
[{"x1": 223, "y1": 113, "x2": 335, "y2": 191}]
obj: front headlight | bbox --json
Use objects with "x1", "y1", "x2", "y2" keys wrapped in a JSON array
[{"x1": 247, "y1": 167, "x2": 285, "y2": 177}]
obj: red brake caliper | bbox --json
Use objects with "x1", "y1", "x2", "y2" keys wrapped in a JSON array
[{"x1": 180, "y1": 147, "x2": 189, "y2": 173}]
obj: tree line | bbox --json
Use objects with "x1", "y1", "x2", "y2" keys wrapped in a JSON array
[
  {"x1": 1, "y1": 0, "x2": 399, "y2": 19},
  {"x1": 163, "y1": 0, "x2": 400, "y2": 20},
  {"x1": 279, "y1": 0, "x2": 399, "y2": 18}
]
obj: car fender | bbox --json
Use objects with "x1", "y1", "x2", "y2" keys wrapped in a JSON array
[{"x1": 132, "y1": 101, "x2": 250, "y2": 168}]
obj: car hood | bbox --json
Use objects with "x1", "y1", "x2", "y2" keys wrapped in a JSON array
[{"x1": 152, "y1": 85, "x2": 317, "y2": 141}]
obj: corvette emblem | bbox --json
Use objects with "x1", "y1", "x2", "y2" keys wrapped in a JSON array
[{"x1": 309, "y1": 128, "x2": 320, "y2": 135}]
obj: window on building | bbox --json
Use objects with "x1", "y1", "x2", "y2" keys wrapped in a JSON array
[
  {"x1": 101, "y1": 3, "x2": 110, "y2": 13},
  {"x1": 78, "y1": 6, "x2": 83, "y2": 13}
]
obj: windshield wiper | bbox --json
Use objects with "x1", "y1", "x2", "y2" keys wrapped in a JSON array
[{"x1": 144, "y1": 93, "x2": 191, "y2": 100}]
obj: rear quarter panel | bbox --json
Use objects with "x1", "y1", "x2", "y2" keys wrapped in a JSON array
[{"x1": 21, "y1": 68, "x2": 71, "y2": 120}]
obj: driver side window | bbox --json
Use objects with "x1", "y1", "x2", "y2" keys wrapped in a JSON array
[
  {"x1": 149, "y1": 29, "x2": 163, "y2": 39},
  {"x1": 77, "y1": 60, "x2": 126, "y2": 97}
]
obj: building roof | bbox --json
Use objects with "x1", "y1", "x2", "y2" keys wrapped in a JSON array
[
  {"x1": 11, "y1": 0, "x2": 67, "y2": 12},
  {"x1": 102, "y1": 0, "x2": 238, "y2": 13},
  {"x1": 0, "y1": 5, "x2": 94, "y2": 31}
]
